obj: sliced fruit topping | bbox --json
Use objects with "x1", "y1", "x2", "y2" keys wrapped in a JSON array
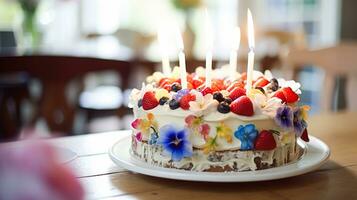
[
  {"x1": 273, "y1": 90, "x2": 287, "y2": 103},
  {"x1": 155, "y1": 88, "x2": 170, "y2": 100},
  {"x1": 229, "y1": 87, "x2": 246, "y2": 101},
  {"x1": 226, "y1": 80, "x2": 245, "y2": 92},
  {"x1": 192, "y1": 78, "x2": 204, "y2": 89},
  {"x1": 254, "y1": 130, "x2": 277, "y2": 150},
  {"x1": 179, "y1": 94, "x2": 196, "y2": 110},
  {"x1": 253, "y1": 77, "x2": 270, "y2": 88},
  {"x1": 282, "y1": 87, "x2": 299, "y2": 103},
  {"x1": 217, "y1": 102, "x2": 230, "y2": 113},
  {"x1": 142, "y1": 91, "x2": 159, "y2": 110},
  {"x1": 230, "y1": 95, "x2": 254, "y2": 116},
  {"x1": 201, "y1": 87, "x2": 213, "y2": 96}
]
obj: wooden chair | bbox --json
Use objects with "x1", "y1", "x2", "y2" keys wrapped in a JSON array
[
  {"x1": 286, "y1": 41, "x2": 357, "y2": 112},
  {"x1": 0, "y1": 56, "x2": 132, "y2": 135}
]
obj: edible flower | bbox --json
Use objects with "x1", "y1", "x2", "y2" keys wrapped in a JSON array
[
  {"x1": 234, "y1": 124, "x2": 258, "y2": 150},
  {"x1": 293, "y1": 107, "x2": 308, "y2": 137},
  {"x1": 216, "y1": 122, "x2": 233, "y2": 143},
  {"x1": 203, "y1": 136, "x2": 218, "y2": 154},
  {"x1": 158, "y1": 125, "x2": 193, "y2": 161},
  {"x1": 131, "y1": 113, "x2": 158, "y2": 136},
  {"x1": 185, "y1": 115, "x2": 210, "y2": 140},
  {"x1": 274, "y1": 106, "x2": 294, "y2": 130},
  {"x1": 188, "y1": 91, "x2": 218, "y2": 115}
]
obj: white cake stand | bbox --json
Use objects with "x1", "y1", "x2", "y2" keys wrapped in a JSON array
[{"x1": 109, "y1": 132, "x2": 330, "y2": 182}]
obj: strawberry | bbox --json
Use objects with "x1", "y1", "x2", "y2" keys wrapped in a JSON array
[
  {"x1": 201, "y1": 87, "x2": 213, "y2": 96},
  {"x1": 229, "y1": 87, "x2": 246, "y2": 101},
  {"x1": 230, "y1": 96, "x2": 254, "y2": 116},
  {"x1": 253, "y1": 77, "x2": 270, "y2": 88},
  {"x1": 142, "y1": 91, "x2": 159, "y2": 110},
  {"x1": 211, "y1": 79, "x2": 226, "y2": 92},
  {"x1": 301, "y1": 129, "x2": 310, "y2": 142},
  {"x1": 282, "y1": 87, "x2": 299, "y2": 103},
  {"x1": 179, "y1": 94, "x2": 196, "y2": 110},
  {"x1": 192, "y1": 78, "x2": 204, "y2": 89},
  {"x1": 227, "y1": 80, "x2": 245, "y2": 92},
  {"x1": 254, "y1": 130, "x2": 277, "y2": 150},
  {"x1": 273, "y1": 90, "x2": 287, "y2": 103}
]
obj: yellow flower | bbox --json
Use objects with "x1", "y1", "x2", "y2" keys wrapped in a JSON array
[
  {"x1": 216, "y1": 122, "x2": 233, "y2": 143},
  {"x1": 138, "y1": 113, "x2": 158, "y2": 134},
  {"x1": 203, "y1": 136, "x2": 218, "y2": 154},
  {"x1": 300, "y1": 105, "x2": 310, "y2": 121}
]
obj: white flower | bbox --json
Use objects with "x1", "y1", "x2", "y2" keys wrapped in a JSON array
[
  {"x1": 146, "y1": 72, "x2": 164, "y2": 83},
  {"x1": 251, "y1": 94, "x2": 282, "y2": 118},
  {"x1": 189, "y1": 91, "x2": 218, "y2": 116},
  {"x1": 278, "y1": 78, "x2": 301, "y2": 94},
  {"x1": 262, "y1": 97, "x2": 283, "y2": 118},
  {"x1": 128, "y1": 88, "x2": 141, "y2": 108},
  {"x1": 264, "y1": 70, "x2": 273, "y2": 80},
  {"x1": 195, "y1": 66, "x2": 206, "y2": 77}
]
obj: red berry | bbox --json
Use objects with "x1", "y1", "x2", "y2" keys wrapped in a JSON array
[
  {"x1": 253, "y1": 77, "x2": 270, "y2": 88},
  {"x1": 142, "y1": 92, "x2": 159, "y2": 110},
  {"x1": 192, "y1": 79, "x2": 204, "y2": 89},
  {"x1": 255, "y1": 130, "x2": 277, "y2": 150},
  {"x1": 162, "y1": 84, "x2": 171, "y2": 91},
  {"x1": 227, "y1": 80, "x2": 245, "y2": 92},
  {"x1": 229, "y1": 87, "x2": 246, "y2": 101},
  {"x1": 230, "y1": 96, "x2": 254, "y2": 116},
  {"x1": 273, "y1": 90, "x2": 287, "y2": 103},
  {"x1": 201, "y1": 87, "x2": 213, "y2": 96},
  {"x1": 211, "y1": 79, "x2": 226, "y2": 92},
  {"x1": 301, "y1": 129, "x2": 310, "y2": 142},
  {"x1": 282, "y1": 87, "x2": 299, "y2": 103},
  {"x1": 179, "y1": 94, "x2": 196, "y2": 110}
]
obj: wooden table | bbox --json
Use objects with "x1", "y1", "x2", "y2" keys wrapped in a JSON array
[{"x1": 33, "y1": 112, "x2": 357, "y2": 199}]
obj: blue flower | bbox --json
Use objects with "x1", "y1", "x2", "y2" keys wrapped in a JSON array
[
  {"x1": 293, "y1": 108, "x2": 308, "y2": 137},
  {"x1": 158, "y1": 125, "x2": 193, "y2": 161},
  {"x1": 234, "y1": 124, "x2": 258, "y2": 150},
  {"x1": 148, "y1": 132, "x2": 159, "y2": 145},
  {"x1": 275, "y1": 106, "x2": 293, "y2": 130}
]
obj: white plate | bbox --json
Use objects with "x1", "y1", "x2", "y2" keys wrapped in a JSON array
[{"x1": 109, "y1": 133, "x2": 330, "y2": 182}]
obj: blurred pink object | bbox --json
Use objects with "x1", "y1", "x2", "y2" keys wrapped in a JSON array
[{"x1": 0, "y1": 141, "x2": 84, "y2": 200}]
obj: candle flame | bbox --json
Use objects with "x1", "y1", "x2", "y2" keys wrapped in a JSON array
[
  {"x1": 247, "y1": 9, "x2": 255, "y2": 49},
  {"x1": 233, "y1": 26, "x2": 241, "y2": 51}
]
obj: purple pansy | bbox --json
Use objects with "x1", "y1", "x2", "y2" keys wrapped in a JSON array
[
  {"x1": 234, "y1": 124, "x2": 258, "y2": 150},
  {"x1": 293, "y1": 107, "x2": 308, "y2": 137},
  {"x1": 158, "y1": 125, "x2": 193, "y2": 161},
  {"x1": 275, "y1": 106, "x2": 294, "y2": 129},
  {"x1": 173, "y1": 89, "x2": 190, "y2": 101}
]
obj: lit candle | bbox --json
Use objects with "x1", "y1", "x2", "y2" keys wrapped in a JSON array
[
  {"x1": 158, "y1": 27, "x2": 171, "y2": 76},
  {"x1": 229, "y1": 26, "x2": 241, "y2": 80},
  {"x1": 177, "y1": 28, "x2": 187, "y2": 89},
  {"x1": 205, "y1": 9, "x2": 213, "y2": 88},
  {"x1": 246, "y1": 9, "x2": 255, "y2": 93}
]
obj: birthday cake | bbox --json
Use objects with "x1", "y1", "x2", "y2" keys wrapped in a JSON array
[{"x1": 129, "y1": 66, "x2": 310, "y2": 172}]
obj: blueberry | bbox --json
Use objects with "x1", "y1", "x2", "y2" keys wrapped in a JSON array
[
  {"x1": 213, "y1": 92, "x2": 225, "y2": 102},
  {"x1": 224, "y1": 97, "x2": 232, "y2": 104},
  {"x1": 217, "y1": 102, "x2": 230, "y2": 113},
  {"x1": 169, "y1": 99, "x2": 180, "y2": 110},
  {"x1": 171, "y1": 82, "x2": 182, "y2": 92},
  {"x1": 269, "y1": 78, "x2": 279, "y2": 91},
  {"x1": 159, "y1": 97, "x2": 169, "y2": 105},
  {"x1": 137, "y1": 99, "x2": 143, "y2": 107}
]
